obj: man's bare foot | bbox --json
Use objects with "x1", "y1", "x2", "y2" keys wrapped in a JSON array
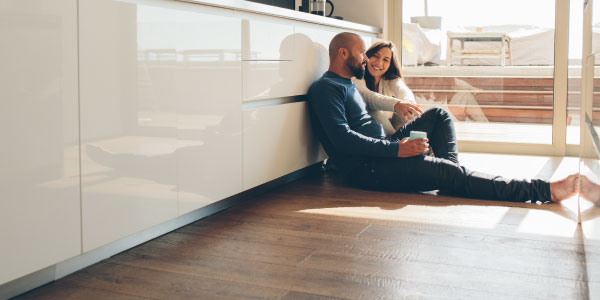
[
  {"x1": 580, "y1": 175, "x2": 600, "y2": 205},
  {"x1": 550, "y1": 174, "x2": 579, "y2": 203}
]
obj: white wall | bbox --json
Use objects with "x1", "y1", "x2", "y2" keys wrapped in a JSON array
[{"x1": 333, "y1": 0, "x2": 385, "y2": 29}]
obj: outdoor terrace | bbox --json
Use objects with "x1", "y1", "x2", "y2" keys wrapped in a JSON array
[{"x1": 403, "y1": 65, "x2": 599, "y2": 145}]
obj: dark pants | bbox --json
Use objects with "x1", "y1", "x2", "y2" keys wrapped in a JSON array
[
  {"x1": 346, "y1": 108, "x2": 551, "y2": 202},
  {"x1": 391, "y1": 107, "x2": 459, "y2": 164}
]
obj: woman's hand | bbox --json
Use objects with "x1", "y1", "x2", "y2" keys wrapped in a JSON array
[
  {"x1": 393, "y1": 101, "x2": 424, "y2": 123},
  {"x1": 397, "y1": 137, "x2": 429, "y2": 158}
]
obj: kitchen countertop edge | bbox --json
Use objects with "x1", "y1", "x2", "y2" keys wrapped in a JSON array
[{"x1": 177, "y1": 0, "x2": 382, "y2": 34}]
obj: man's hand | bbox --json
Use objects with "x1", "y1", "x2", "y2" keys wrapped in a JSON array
[
  {"x1": 394, "y1": 101, "x2": 424, "y2": 123},
  {"x1": 397, "y1": 137, "x2": 429, "y2": 158}
]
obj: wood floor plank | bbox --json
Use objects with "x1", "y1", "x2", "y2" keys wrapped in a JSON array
[
  {"x1": 279, "y1": 291, "x2": 352, "y2": 300},
  {"x1": 14, "y1": 282, "x2": 151, "y2": 300},
  {"x1": 186, "y1": 210, "x2": 586, "y2": 266},
  {"x1": 198, "y1": 206, "x2": 370, "y2": 236},
  {"x1": 230, "y1": 190, "x2": 582, "y2": 245},
  {"x1": 169, "y1": 218, "x2": 588, "y2": 282},
  {"x1": 141, "y1": 233, "x2": 314, "y2": 266},
  {"x1": 227, "y1": 205, "x2": 581, "y2": 246},
  {"x1": 56, "y1": 262, "x2": 287, "y2": 300},
  {"x1": 359, "y1": 223, "x2": 585, "y2": 260},
  {"x1": 108, "y1": 246, "x2": 528, "y2": 300},
  {"x1": 299, "y1": 250, "x2": 587, "y2": 300},
  {"x1": 259, "y1": 185, "x2": 577, "y2": 220}
]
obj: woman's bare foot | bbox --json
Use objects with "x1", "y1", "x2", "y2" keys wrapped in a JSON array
[
  {"x1": 550, "y1": 174, "x2": 579, "y2": 203},
  {"x1": 580, "y1": 175, "x2": 600, "y2": 205}
]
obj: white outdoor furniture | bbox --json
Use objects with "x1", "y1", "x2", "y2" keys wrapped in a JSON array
[{"x1": 446, "y1": 32, "x2": 512, "y2": 66}]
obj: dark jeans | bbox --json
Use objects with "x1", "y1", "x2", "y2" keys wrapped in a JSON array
[
  {"x1": 345, "y1": 108, "x2": 551, "y2": 202},
  {"x1": 390, "y1": 107, "x2": 459, "y2": 164}
]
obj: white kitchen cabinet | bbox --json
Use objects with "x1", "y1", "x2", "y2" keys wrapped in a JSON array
[
  {"x1": 80, "y1": 0, "x2": 243, "y2": 251},
  {"x1": 79, "y1": 0, "x2": 179, "y2": 252},
  {"x1": 293, "y1": 22, "x2": 340, "y2": 92},
  {"x1": 0, "y1": 0, "x2": 81, "y2": 285},
  {"x1": 237, "y1": 11, "x2": 295, "y2": 61},
  {"x1": 175, "y1": 4, "x2": 242, "y2": 215},
  {"x1": 243, "y1": 102, "x2": 324, "y2": 190},
  {"x1": 243, "y1": 60, "x2": 306, "y2": 100},
  {"x1": 241, "y1": 20, "x2": 378, "y2": 101}
]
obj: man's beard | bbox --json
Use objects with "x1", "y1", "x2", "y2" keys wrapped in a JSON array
[{"x1": 348, "y1": 55, "x2": 365, "y2": 79}]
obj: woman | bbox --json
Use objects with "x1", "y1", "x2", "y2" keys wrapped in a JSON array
[
  {"x1": 352, "y1": 41, "x2": 419, "y2": 136},
  {"x1": 354, "y1": 40, "x2": 459, "y2": 164}
]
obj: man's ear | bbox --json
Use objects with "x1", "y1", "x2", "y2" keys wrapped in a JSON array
[{"x1": 339, "y1": 48, "x2": 348, "y2": 60}]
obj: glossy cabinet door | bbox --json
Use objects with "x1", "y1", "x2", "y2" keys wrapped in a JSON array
[
  {"x1": 80, "y1": 0, "x2": 243, "y2": 251},
  {"x1": 241, "y1": 18, "x2": 377, "y2": 101},
  {"x1": 238, "y1": 12, "x2": 295, "y2": 61},
  {"x1": 294, "y1": 22, "x2": 340, "y2": 94},
  {"x1": 239, "y1": 11, "x2": 299, "y2": 101},
  {"x1": 0, "y1": 0, "x2": 81, "y2": 284},
  {"x1": 243, "y1": 102, "x2": 324, "y2": 190},
  {"x1": 243, "y1": 60, "x2": 306, "y2": 100},
  {"x1": 175, "y1": 4, "x2": 242, "y2": 215},
  {"x1": 79, "y1": 0, "x2": 177, "y2": 252}
]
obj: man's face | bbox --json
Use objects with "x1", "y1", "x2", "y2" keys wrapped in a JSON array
[{"x1": 346, "y1": 38, "x2": 367, "y2": 79}]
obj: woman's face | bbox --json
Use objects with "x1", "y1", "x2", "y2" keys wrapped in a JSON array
[{"x1": 367, "y1": 47, "x2": 392, "y2": 79}]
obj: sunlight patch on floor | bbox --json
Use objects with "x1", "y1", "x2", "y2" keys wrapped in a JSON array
[
  {"x1": 459, "y1": 153, "x2": 579, "y2": 181},
  {"x1": 297, "y1": 204, "x2": 511, "y2": 229},
  {"x1": 516, "y1": 201, "x2": 579, "y2": 237}
]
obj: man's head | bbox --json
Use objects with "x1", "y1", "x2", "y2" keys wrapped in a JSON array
[{"x1": 328, "y1": 32, "x2": 367, "y2": 79}]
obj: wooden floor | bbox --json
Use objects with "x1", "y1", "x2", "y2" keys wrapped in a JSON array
[{"x1": 12, "y1": 154, "x2": 600, "y2": 300}]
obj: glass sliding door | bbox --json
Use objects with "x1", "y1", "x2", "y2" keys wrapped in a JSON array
[
  {"x1": 401, "y1": 0, "x2": 556, "y2": 146},
  {"x1": 567, "y1": 0, "x2": 584, "y2": 147}
]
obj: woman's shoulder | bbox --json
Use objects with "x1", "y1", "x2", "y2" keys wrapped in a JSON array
[
  {"x1": 383, "y1": 76, "x2": 407, "y2": 85},
  {"x1": 383, "y1": 77, "x2": 411, "y2": 90},
  {"x1": 382, "y1": 77, "x2": 415, "y2": 100}
]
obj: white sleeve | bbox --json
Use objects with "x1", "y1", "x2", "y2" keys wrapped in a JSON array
[
  {"x1": 352, "y1": 77, "x2": 399, "y2": 112},
  {"x1": 389, "y1": 78, "x2": 416, "y2": 103}
]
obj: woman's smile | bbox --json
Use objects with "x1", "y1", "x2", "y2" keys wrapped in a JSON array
[{"x1": 370, "y1": 64, "x2": 383, "y2": 71}]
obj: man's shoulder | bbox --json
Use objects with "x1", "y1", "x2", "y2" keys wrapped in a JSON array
[{"x1": 309, "y1": 73, "x2": 348, "y2": 95}]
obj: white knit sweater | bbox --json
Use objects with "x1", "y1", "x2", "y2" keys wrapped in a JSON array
[{"x1": 352, "y1": 77, "x2": 416, "y2": 136}]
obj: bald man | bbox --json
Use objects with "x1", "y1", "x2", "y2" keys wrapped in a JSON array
[{"x1": 307, "y1": 32, "x2": 579, "y2": 203}]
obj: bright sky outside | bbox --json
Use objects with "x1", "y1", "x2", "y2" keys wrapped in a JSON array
[
  {"x1": 403, "y1": 0, "x2": 555, "y2": 28},
  {"x1": 403, "y1": 0, "x2": 593, "y2": 59}
]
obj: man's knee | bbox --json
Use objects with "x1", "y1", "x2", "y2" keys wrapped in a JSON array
[
  {"x1": 423, "y1": 107, "x2": 452, "y2": 126},
  {"x1": 428, "y1": 107, "x2": 450, "y2": 118}
]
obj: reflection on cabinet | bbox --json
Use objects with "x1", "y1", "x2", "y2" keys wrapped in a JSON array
[
  {"x1": 176, "y1": 5, "x2": 242, "y2": 215},
  {"x1": 238, "y1": 12, "x2": 295, "y2": 60},
  {"x1": 243, "y1": 102, "x2": 324, "y2": 190},
  {"x1": 79, "y1": 0, "x2": 178, "y2": 252},
  {"x1": 243, "y1": 60, "x2": 306, "y2": 100},
  {"x1": 240, "y1": 15, "x2": 378, "y2": 101},
  {"x1": 0, "y1": 0, "x2": 81, "y2": 285},
  {"x1": 293, "y1": 21, "x2": 340, "y2": 94},
  {"x1": 79, "y1": 0, "x2": 242, "y2": 251}
]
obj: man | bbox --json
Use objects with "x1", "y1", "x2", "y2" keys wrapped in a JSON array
[{"x1": 307, "y1": 32, "x2": 579, "y2": 202}]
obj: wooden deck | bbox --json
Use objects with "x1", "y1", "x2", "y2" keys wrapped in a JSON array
[
  {"x1": 12, "y1": 153, "x2": 600, "y2": 300},
  {"x1": 404, "y1": 74, "x2": 600, "y2": 127}
]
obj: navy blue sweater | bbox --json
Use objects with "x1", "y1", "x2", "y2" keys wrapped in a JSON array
[{"x1": 307, "y1": 71, "x2": 400, "y2": 166}]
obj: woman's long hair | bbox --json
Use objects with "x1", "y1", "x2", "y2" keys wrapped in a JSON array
[{"x1": 364, "y1": 41, "x2": 404, "y2": 91}]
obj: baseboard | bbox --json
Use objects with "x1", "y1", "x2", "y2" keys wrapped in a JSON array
[{"x1": 0, "y1": 162, "x2": 322, "y2": 300}]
